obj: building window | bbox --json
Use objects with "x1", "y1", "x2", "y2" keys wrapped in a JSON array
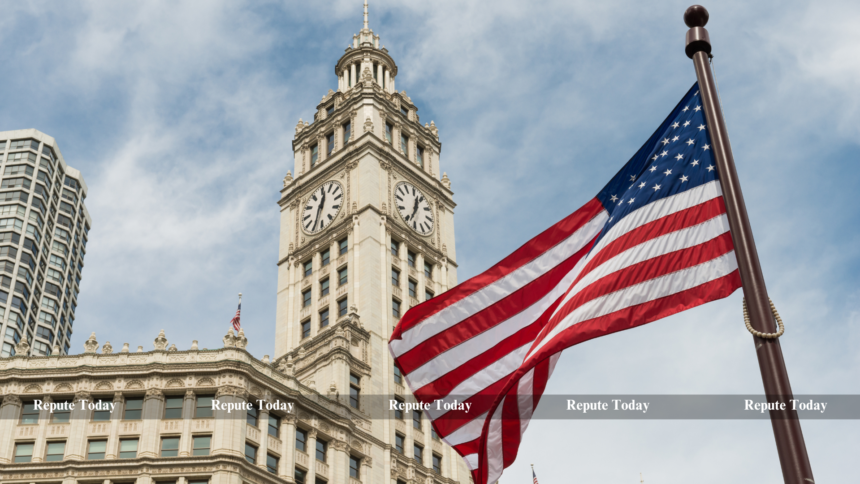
[
  {"x1": 45, "y1": 441, "x2": 65, "y2": 461},
  {"x1": 394, "y1": 433, "x2": 404, "y2": 454},
  {"x1": 321, "y1": 248, "x2": 330, "y2": 267},
  {"x1": 303, "y1": 260, "x2": 313, "y2": 277},
  {"x1": 302, "y1": 289, "x2": 311, "y2": 308},
  {"x1": 408, "y1": 279, "x2": 417, "y2": 298},
  {"x1": 326, "y1": 105, "x2": 334, "y2": 116},
  {"x1": 311, "y1": 144, "x2": 319, "y2": 167},
  {"x1": 124, "y1": 398, "x2": 143, "y2": 420},
  {"x1": 301, "y1": 320, "x2": 311, "y2": 339},
  {"x1": 296, "y1": 428, "x2": 307, "y2": 452},
  {"x1": 320, "y1": 278, "x2": 330, "y2": 297},
  {"x1": 394, "y1": 397, "x2": 404, "y2": 420},
  {"x1": 407, "y1": 251, "x2": 416, "y2": 267},
  {"x1": 295, "y1": 468, "x2": 307, "y2": 484},
  {"x1": 161, "y1": 437, "x2": 180, "y2": 457},
  {"x1": 87, "y1": 440, "x2": 107, "y2": 460},
  {"x1": 164, "y1": 396, "x2": 183, "y2": 419},
  {"x1": 349, "y1": 455, "x2": 360, "y2": 478},
  {"x1": 414, "y1": 444, "x2": 423, "y2": 463},
  {"x1": 413, "y1": 410, "x2": 422, "y2": 430},
  {"x1": 245, "y1": 442, "x2": 258, "y2": 464},
  {"x1": 33, "y1": 340, "x2": 50, "y2": 355},
  {"x1": 425, "y1": 290, "x2": 434, "y2": 301},
  {"x1": 267, "y1": 453, "x2": 279, "y2": 474},
  {"x1": 392, "y1": 299, "x2": 401, "y2": 319},
  {"x1": 320, "y1": 308, "x2": 329, "y2": 328},
  {"x1": 326, "y1": 132, "x2": 335, "y2": 156},
  {"x1": 247, "y1": 402, "x2": 259, "y2": 426},
  {"x1": 431, "y1": 427, "x2": 439, "y2": 441},
  {"x1": 51, "y1": 400, "x2": 71, "y2": 423},
  {"x1": 192, "y1": 435, "x2": 211, "y2": 456},
  {"x1": 338, "y1": 237, "x2": 348, "y2": 255},
  {"x1": 119, "y1": 438, "x2": 138, "y2": 458},
  {"x1": 394, "y1": 364, "x2": 403, "y2": 384},
  {"x1": 343, "y1": 122, "x2": 351, "y2": 145},
  {"x1": 390, "y1": 240, "x2": 399, "y2": 256},
  {"x1": 338, "y1": 298, "x2": 348, "y2": 317},
  {"x1": 417, "y1": 145, "x2": 424, "y2": 167},
  {"x1": 385, "y1": 123, "x2": 393, "y2": 144},
  {"x1": 424, "y1": 261, "x2": 433, "y2": 279},
  {"x1": 401, "y1": 106, "x2": 409, "y2": 117},
  {"x1": 195, "y1": 396, "x2": 214, "y2": 418},
  {"x1": 349, "y1": 373, "x2": 360, "y2": 409},
  {"x1": 391, "y1": 268, "x2": 400, "y2": 286},
  {"x1": 338, "y1": 267, "x2": 348, "y2": 286},
  {"x1": 315, "y1": 439, "x2": 327, "y2": 462},
  {"x1": 432, "y1": 453, "x2": 442, "y2": 473},
  {"x1": 14, "y1": 442, "x2": 34, "y2": 462},
  {"x1": 21, "y1": 402, "x2": 39, "y2": 424},
  {"x1": 401, "y1": 133, "x2": 409, "y2": 155},
  {"x1": 1, "y1": 342, "x2": 14, "y2": 357},
  {"x1": 268, "y1": 414, "x2": 280, "y2": 438}
]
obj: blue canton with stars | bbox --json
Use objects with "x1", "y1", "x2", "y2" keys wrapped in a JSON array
[{"x1": 594, "y1": 83, "x2": 717, "y2": 243}]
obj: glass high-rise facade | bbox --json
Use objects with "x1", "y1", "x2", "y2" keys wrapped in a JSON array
[{"x1": 0, "y1": 129, "x2": 91, "y2": 357}]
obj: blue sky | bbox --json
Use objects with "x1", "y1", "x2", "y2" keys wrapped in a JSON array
[{"x1": 1, "y1": 0, "x2": 858, "y2": 481}]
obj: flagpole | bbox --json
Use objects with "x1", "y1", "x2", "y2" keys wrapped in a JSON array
[
  {"x1": 236, "y1": 292, "x2": 242, "y2": 331},
  {"x1": 683, "y1": 6, "x2": 814, "y2": 484}
]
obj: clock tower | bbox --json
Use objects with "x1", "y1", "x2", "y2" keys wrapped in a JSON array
[{"x1": 274, "y1": 2, "x2": 469, "y2": 483}]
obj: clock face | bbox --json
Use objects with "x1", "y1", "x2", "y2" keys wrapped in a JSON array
[
  {"x1": 395, "y1": 182, "x2": 434, "y2": 235},
  {"x1": 302, "y1": 181, "x2": 344, "y2": 235}
]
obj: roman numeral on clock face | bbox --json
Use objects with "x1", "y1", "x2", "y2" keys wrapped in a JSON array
[{"x1": 395, "y1": 182, "x2": 434, "y2": 235}]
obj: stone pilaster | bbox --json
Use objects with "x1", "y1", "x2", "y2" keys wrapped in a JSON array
[
  {"x1": 0, "y1": 395, "x2": 22, "y2": 463},
  {"x1": 306, "y1": 429, "x2": 318, "y2": 484},
  {"x1": 138, "y1": 388, "x2": 164, "y2": 457},
  {"x1": 179, "y1": 390, "x2": 196, "y2": 456},
  {"x1": 105, "y1": 393, "x2": 124, "y2": 459},
  {"x1": 279, "y1": 414, "x2": 296, "y2": 481},
  {"x1": 65, "y1": 391, "x2": 91, "y2": 461},
  {"x1": 211, "y1": 386, "x2": 246, "y2": 458},
  {"x1": 332, "y1": 439, "x2": 349, "y2": 483},
  {"x1": 32, "y1": 395, "x2": 52, "y2": 462},
  {"x1": 257, "y1": 407, "x2": 269, "y2": 470}
]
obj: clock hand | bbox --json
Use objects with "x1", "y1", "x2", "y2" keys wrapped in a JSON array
[
  {"x1": 313, "y1": 190, "x2": 326, "y2": 231},
  {"x1": 409, "y1": 195, "x2": 420, "y2": 221}
]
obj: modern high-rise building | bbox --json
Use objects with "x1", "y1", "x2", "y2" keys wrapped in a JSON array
[{"x1": 0, "y1": 129, "x2": 91, "y2": 358}]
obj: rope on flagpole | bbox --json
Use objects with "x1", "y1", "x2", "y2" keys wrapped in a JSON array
[{"x1": 743, "y1": 298, "x2": 785, "y2": 339}]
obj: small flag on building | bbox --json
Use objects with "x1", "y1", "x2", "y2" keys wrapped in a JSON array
[
  {"x1": 230, "y1": 293, "x2": 242, "y2": 331},
  {"x1": 532, "y1": 465, "x2": 539, "y2": 484}
]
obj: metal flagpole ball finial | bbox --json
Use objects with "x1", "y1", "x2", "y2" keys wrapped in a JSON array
[
  {"x1": 684, "y1": 5, "x2": 712, "y2": 58},
  {"x1": 683, "y1": 5, "x2": 709, "y2": 27}
]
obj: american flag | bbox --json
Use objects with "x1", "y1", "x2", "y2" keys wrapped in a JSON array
[
  {"x1": 389, "y1": 84, "x2": 741, "y2": 484},
  {"x1": 230, "y1": 302, "x2": 241, "y2": 331},
  {"x1": 532, "y1": 467, "x2": 540, "y2": 484}
]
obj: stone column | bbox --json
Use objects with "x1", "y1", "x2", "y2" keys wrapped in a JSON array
[
  {"x1": 377, "y1": 65, "x2": 384, "y2": 87},
  {"x1": 136, "y1": 474, "x2": 152, "y2": 484},
  {"x1": 0, "y1": 395, "x2": 23, "y2": 463},
  {"x1": 211, "y1": 386, "x2": 247, "y2": 458},
  {"x1": 279, "y1": 415, "x2": 296, "y2": 481},
  {"x1": 32, "y1": 395, "x2": 52, "y2": 462},
  {"x1": 361, "y1": 456, "x2": 372, "y2": 483},
  {"x1": 331, "y1": 440, "x2": 348, "y2": 483},
  {"x1": 390, "y1": 76, "x2": 395, "y2": 93},
  {"x1": 306, "y1": 429, "x2": 318, "y2": 484},
  {"x1": 384, "y1": 69, "x2": 390, "y2": 93},
  {"x1": 105, "y1": 393, "x2": 124, "y2": 459},
  {"x1": 179, "y1": 390, "x2": 196, "y2": 456},
  {"x1": 257, "y1": 407, "x2": 269, "y2": 470},
  {"x1": 65, "y1": 391, "x2": 92, "y2": 461},
  {"x1": 350, "y1": 216, "x2": 359, "y2": 313},
  {"x1": 350, "y1": 64, "x2": 357, "y2": 89},
  {"x1": 138, "y1": 389, "x2": 164, "y2": 457},
  {"x1": 343, "y1": 69, "x2": 349, "y2": 89}
]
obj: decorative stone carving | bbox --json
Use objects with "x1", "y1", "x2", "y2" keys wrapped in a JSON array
[
  {"x1": 215, "y1": 385, "x2": 247, "y2": 399},
  {"x1": 328, "y1": 381, "x2": 337, "y2": 397},
  {"x1": 102, "y1": 342, "x2": 113, "y2": 354},
  {"x1": 52, "y1": 344, "x2": 61, "y2": 355},
  {"x1": 296, "y1": 119, "x2": 305, "y2": 134},
  {"x1": 262, "y1": 355, "x2": 270, "y2": 364},
  {"x1": 332, "y1": 440, "x2": 348, "y2": 451},
  {"x1": 364, "y1": 116, "x2": 373, "y2": 133},
  {"x1": 121, "y1": 343, "x2": 130, "y2": 353},
  {"x1": 1, "y1": 394, "x2": 22, "y2": 407},
  {"x1": 136, "y1": 346, "x2": 144, "y2": 352},
  {"x1": 362, "y1": 456, "x2": 373, "y2": 467},
  {"x1": 361, "y1": 67, "x2": 373, "y2": 82},
  {"x1": 283, "y1": 171, "x2": 293, "y2": 187},
  {"x1": 14, "y1": 339, "x2": 29, "y2": 355},
  {"x1": 154, "y1": 330, "x2": 168, "y2": 351},
  {"x1": 73, "y1": 391, "x2": 92, "y2": 403},
  {"x1": 223, "y1": 329, "x2": 236, "y2": 348},
  {"x1": 191, "y1": 340, "x2": 199, "y2": 350},
  {"x1": 234, "y1": 329, "x2": 248, "y2": 349},
  {"x1": 185, "y1": 390, "x2": 196, "y2": 400},
  {"x1": 83, "y1": 333, "x2": 98, "y2": 353},
  {"x1": 145, "y1": 388, "x2": 164, "y2": 401},
  {"x1": 441, "y1": 172, "x2": 451, "y2": 190},
  {"x1": 167, "y1": 344, "x2": 177, "y2": 352}
]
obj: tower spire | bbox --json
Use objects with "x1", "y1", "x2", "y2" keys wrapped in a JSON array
[{"x1": 363, "y1": 0, "x2": 369, "y2": 30}]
